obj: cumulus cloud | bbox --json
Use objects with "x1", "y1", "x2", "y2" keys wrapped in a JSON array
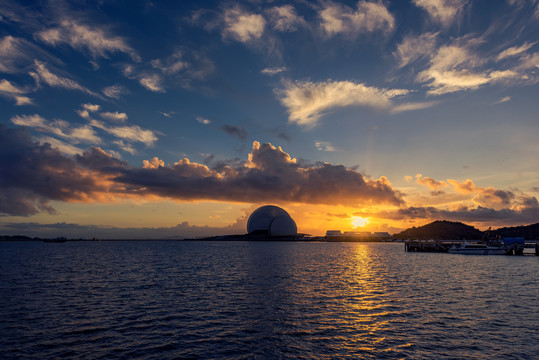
[
  {"x1": 223, "y1": 7, "x2": 266, "y2": 43},
  {"x1": 412, "y1": 0, "x2": 468, "y2": 27},
  {"x1": 36, "y1": 20, "x2": 139, "y2": 61},
  {"x1": 319, "y1": 1, "x2": 395, "y2": 37},
  {"x1": 415, "y1": 173, "x2": 447, "y2": 189},
  {"x1": 0, "y1": 132, "x2": 403, "y2": 216},
  {"x1": 277, "y1": 79, "x2": 410, "y2": 126}
]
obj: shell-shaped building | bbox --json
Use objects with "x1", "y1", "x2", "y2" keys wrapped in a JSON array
[{"x1": 247, "y1": 205, "x2": 297, "y2": 237}]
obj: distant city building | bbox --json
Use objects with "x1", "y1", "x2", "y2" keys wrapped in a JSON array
[{"x1": 326, "y1": 230, "x2": 343, "y2": 236}]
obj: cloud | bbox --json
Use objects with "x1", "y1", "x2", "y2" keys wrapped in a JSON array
[
  {"x1": 197, "y1": 116, "x2": 211, "y2": 125},
  {"x1": 417, "y1": 43, "x2": 520, "y2": 95},
  {"x1": 0, "y1": 35, "x2": 59, "y2": 74},
  {"x1": 394, "y1": 32, "x2": 438, "y2": 68},
  {"x1": 0, "y1": 78, "x2": 33, "y2": 105},
  {"x1": 497, "y1": 42, "x2": 535, "y2": 61},
  {"x1": 100, "y1": 111, "x2": 128, "y2": 122},
  {"x1": 415, "y1": 173, "x2": 447, "y2": 189},
  {"x1": 30, "y1": 60, "x2": 97, "y2": 96},
  {"x1": 412, "y1": 0, "x2": 468, "y2": 27},
  {"x1": 89, "y1": 119, "x2": 158, "y2": 147},
  {"x1": 102, "y1": 84, "x2": 128, "y2": 99},
  {"x1": 0, "y1": 131, "x2": 404, "y2": 216},
  {"x1": 11, "y1": 114, "x2": 101, "y2": 144},
  {"x1": 36, "y1": 20, "x2": 139, "y2": 61},
  {"x1": 447, "y1": 178, "x2": 475, "y2": 193},
  {"x1": 221, "y1": 125, "x2": 248, "y2": 140},
  {"x1": 114, "y1": 141, "x2": 404, "y2": 206},
  {"x1": 266, "y1": 5, "x2": 305, "y2": 32},
  {"x1": 261, "y1": 66, "x2": 286, "y2": 76},
  {"x1": 493, "y1": 96, "x2": 511, "y2": 104},
  {"x1": 150, "y1": 50, "x2": 188, "y2": 74},
  {"x1": 139, "y1": 73, "x2": 164, "y2": 92},
  {"x1": 319, "y1": 1, "x2": 395, "y2": 37},
  {"x1": 0, "y1": 125, "x2": 113, "y2": 216},
  {"x1": 277, "y1": 79, "x2": 410, "y2": 126},
  {"x1": 223, "y1": 7, "x2": 266, "y2": 43},
  {"x1": 315, "y1": 141, "x2": 336, "y2": 152}
]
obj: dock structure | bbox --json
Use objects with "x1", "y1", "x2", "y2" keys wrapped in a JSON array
[{"x1": 405, "y1": 239, "x2": 539, "y2": 255}]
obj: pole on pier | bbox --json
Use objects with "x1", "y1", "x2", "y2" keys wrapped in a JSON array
[{"x1": 535, "y1": 243, "x2": 539, "y2": 256}]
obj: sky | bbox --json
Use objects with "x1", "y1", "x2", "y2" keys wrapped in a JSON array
[{"x1": 0, "y1": 0, "x2": 538, "y2": 239}]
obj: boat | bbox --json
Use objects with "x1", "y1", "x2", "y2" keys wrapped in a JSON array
[{"x1": 448, "y1": 241, "x2": 507, "y2": 255}]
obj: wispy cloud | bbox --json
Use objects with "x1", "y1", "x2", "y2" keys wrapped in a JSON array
[
  {"x1": 221, "y1": 125, "x2": 248, "y2": 140},
  {"x1": 412, "y1": 0, "x2": 468, "y2": 27},
  {"x1": 394, "y1": 32, "x2": 438, "y2": 68},
  {"x1": 100, "y1": 111, "x2": 128, "y2": 123},
  {"x1": 315, "y1": 141, "x2": 336, "y2": 152},
  {"x1": 493, "y1": 96, "x2": 511, "y2": 104},
  {"x1": 36, "y1": 20, "x2": 139, "y2": 61},
  {"x1": 197, "y1": 116, "x2": 211, "y2": 125},
  {"x1": 0, "y1": 79, "x2": 33, "y2": 105},
  {"x1": 223, "y1": 6, "x2": 266, "y2": 43},
  {"x1": 30, "y1": 60, "x2": 97, "y2": 96},
  {"x1": 102, "y1": 84, "x2": 128, "y2": 99},
  {"x1": 11, "y1": 114, "x2": 101, "y2": 144},
  {"x1": 266, "y1": 5, "x2": 305, "y2": 32},
  {"x1": 89, "y1": 119, "x2": 158, "y2": 147},
  {"x1": 497, "y1": 42, "x2": 536, "y2": 61},
  {"x1": 261, "y1": 66, "x2": 286, "y2": 76},
  {"x1": 319, "y1": 1, "x2": 395, "y2": 37},
  {"x1": 277, "y1": 79, "x2": 411, "y2": 126}
]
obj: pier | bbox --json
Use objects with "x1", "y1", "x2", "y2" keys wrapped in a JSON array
[{"x1": 405, "y1": 239, "x2": 539, "y2": 255}]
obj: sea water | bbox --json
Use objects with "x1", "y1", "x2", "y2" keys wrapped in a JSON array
[{"x1": 1, "y1": 241, "x2": 538, "y2": 359}]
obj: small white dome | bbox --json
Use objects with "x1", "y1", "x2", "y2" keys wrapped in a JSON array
[{"x1": 247, "y1": 205, "x2": 297, "y2": 236}]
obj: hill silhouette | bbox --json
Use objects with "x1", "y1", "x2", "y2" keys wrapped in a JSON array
[{"x1": 393, "y1": 220, "x2": 539, "y2": 240}]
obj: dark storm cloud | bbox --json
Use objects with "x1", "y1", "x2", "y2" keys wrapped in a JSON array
[
  {"x1": 113, "y1": 141, "x2": 404, "y2": 206},
  {"x1": 221, "y1": 124, "x2": 248, "y2": 140},
  {"x1": 0, "y1": 125, "x2": 107, "y2": 216},
  {"x1": 0, "y1": 128, "x2": 402, "y2": 216}
]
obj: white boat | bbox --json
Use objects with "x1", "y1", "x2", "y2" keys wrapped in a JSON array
[{"x1": 448, "y1": 241, "x2": 507, "y2": 255}]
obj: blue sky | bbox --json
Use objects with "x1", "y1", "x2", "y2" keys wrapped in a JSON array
[{"x1": 1, "y1": 0, "x2": 538, "y2": 238}]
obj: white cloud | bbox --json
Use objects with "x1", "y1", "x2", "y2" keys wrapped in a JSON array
[
  {"x1": 497, "y1": 42, "x2": 535, "y2": 61},
  {"x1": 0, "y1": 78, "x2": 33, "y2": 105},
  {"x1": 394, "y1": 32, "x2": 438, "y2": 68},
  {"x1": 0, "y1": 35, "x2": 58, "y2": 74},
  {"x1": 38, "y1": 136, "x2": 84, "y2": 155},
  {"x1": 277, "y1": 80, "x2": 409, "y2": 127},
  {"x1": 315, "y1": 141, "x2": 336, "y2": 152},
  {"x1": 223, "y1": 7, "x2": 266, "y2": 43},
  {"x1": 112, "y1": 140, "x2": 136, "y2": 155},
  {"x1": 196, "y1": 116, "x2": 211, "y2": 125},
  {"x1": 139, "y1": 74, "x2": 164, "y2": 92},
  {"x1": 413, "y1": 0, "x2": 468, "y2": 27},
  {"x1": 261, "y1": 66, "x2": 286, "y2": 76},
  {"x1": 37, "y1": 20, "x2": 139, "y2": 61},
  {"x1": 493, "y1": 96, "x2": 511, "y2": 104},
  {"x1": 100, "y1": 111, "x2": 128, "y2": 122},
  {"x1": 90, "y1": 119, "x2": 158, "y2": 147},
  {"x1": 11, "y1": 114, "x2": 102, "y2": 144},
  {"x1": 266, "y1": 5, "x2": 305, "y2": 32},
  {"x1": 391, "y1": 101, "x2": 438, "y2": 113},
  {"x1": 319, "y1": 1, "x2": 395, "y2": 37},
  {"x1": 83, "y1": 103, "x2": 100, "y2": 112},
  {"x1": 102, "y1": 84, "x2": 127, "y2": 99},
  {"x1": 151, "y1": 50, "x2": 188, "y2": 74},
  {"x1": 30, "y1": 60, "x2": 97, "y2": 95}
]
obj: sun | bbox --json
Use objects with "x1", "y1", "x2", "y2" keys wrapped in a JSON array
[{"x1": 352, "y1": 216, "x2": 369, "y2": 228}]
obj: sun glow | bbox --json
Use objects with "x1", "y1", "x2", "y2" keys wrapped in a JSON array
[{"x1": 352, "y1": 216, "x2": 369, "y2": 228}]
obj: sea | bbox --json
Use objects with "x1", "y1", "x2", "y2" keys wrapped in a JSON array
[{"x1": 1, "y1": 240, "x2": 538, "y2": 359}]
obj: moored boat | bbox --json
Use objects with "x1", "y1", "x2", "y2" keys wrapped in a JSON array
[{"x1": 448, "y1": 241, "x2": 507, "y2": 255}]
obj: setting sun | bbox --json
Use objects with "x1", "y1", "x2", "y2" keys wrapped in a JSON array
[{"x1": 352, "y1": 217, "x2": 369, "y2": 228}]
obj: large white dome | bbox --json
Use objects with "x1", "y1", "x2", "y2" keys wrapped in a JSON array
[{"x1": 247, "y1": 205, "x2": 297, "y2": 237}]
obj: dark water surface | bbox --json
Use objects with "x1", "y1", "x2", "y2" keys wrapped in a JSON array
[{"x1": 1, "y1": 241, "x2": 538, "y2": 359}]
